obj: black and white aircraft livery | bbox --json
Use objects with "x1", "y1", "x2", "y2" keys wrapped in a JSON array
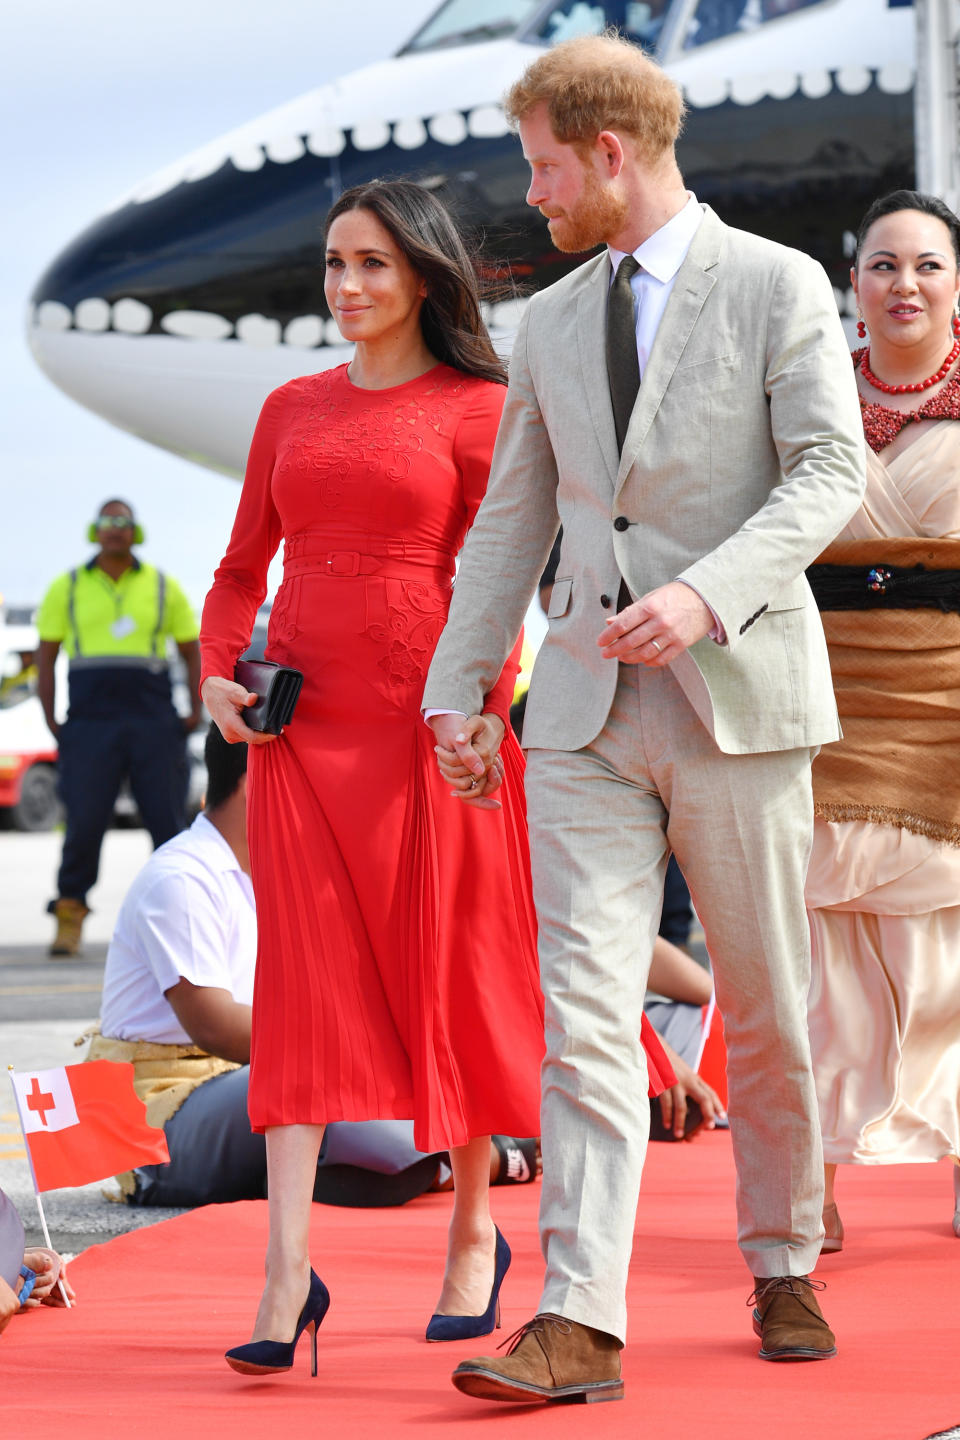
[{"x1": 27, "y1": 0, "x2": 915, "y2": 478}]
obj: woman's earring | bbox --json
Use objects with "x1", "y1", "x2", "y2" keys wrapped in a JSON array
[
  {"x1": 856, "y1": 311, "x2": 866, "y2": 340},
  {"x1": 953, "y1": 310, "x2": 960, "y2": 338}
]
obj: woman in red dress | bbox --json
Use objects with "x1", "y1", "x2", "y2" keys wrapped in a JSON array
[{"x1": 200, "y1": 180, "x2": 672, "y2": 1374}]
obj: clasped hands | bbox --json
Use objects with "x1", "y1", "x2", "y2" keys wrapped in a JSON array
[
  {"x1": 428, "y1": 713, "x2": 506, "y2": 810},
  {"x1": 597, "y1": 581, "x2": 713, "y2": 665}
]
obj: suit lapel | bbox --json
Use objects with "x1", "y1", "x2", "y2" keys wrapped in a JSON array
[
  {"x1": 616, "y1": 208, "x2": 723, "y2": 490},
  {"x1": 576, "y1": 261, "x2": 619, "y2": 489}
]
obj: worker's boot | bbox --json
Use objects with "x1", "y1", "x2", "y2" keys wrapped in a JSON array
[{"x1": 49, "y1": 898, "x2": 89, "y2": 957}]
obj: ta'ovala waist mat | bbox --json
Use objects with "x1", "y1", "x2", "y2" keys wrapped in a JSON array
[{"x1": 809, "y1": 537, "x2": 960, "y2": 844}]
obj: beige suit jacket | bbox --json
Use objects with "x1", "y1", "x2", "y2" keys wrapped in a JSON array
[{"x1": 423, "y1": 206, "x2": 867, "y2": 755}]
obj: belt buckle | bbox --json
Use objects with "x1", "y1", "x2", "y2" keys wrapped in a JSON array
[{"x1": 326, "y1": 551, "x2": 361, "y2": 577}]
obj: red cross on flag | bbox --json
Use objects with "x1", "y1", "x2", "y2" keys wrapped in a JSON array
[{"x1": 9, "y1": 1060, "x2": 169, "y2": 1193}]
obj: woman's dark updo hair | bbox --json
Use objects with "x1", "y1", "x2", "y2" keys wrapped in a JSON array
[
  {"x1": 854, "y1": 189, "x2": 960, "y2": 271},
  {"x1": 324, "y1": 180, "x2": 508, "y2": 386}
]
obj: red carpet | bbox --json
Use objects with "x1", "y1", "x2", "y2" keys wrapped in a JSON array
[{"x1": 7, "y1": 1133, "x2": 959, "y2": 1440}]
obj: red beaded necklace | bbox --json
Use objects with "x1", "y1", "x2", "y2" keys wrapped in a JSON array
[
  {"x1": 853, "y1": 348, "x2": 960, "y2": 454},
  {"x1": 859, "y1": 337, "x2": 960, "y2": 394}
]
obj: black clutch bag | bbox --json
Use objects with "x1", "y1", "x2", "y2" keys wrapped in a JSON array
[{"x1": 234, "y1": 659, "x2": 304, "y2": 735}]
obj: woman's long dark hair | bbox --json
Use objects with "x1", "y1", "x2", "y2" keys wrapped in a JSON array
[
  {"x1": 855, "y1": 189, "x2": 960, "y2": 270},
  {"x1": 324, "y1": 179, "x2": 508, "y2": 386}
]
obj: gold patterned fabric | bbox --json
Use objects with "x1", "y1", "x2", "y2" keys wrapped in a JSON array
[
  {"x1": 85, "y1": 1032, "x2": 239, "y2": 1195},
  {"x1": 812, "y1": 533, "x2": 960, "y2": 845}
]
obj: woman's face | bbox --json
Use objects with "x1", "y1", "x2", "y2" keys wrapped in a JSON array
[
  {"x1": 324, "y1": 208, "x2": 427, "y2": 347},
  {"x1": 853, "y1": 209, "x2": 960, "y2": 353}
]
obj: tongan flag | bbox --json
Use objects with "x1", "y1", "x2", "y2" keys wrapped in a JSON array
[{"x1": 9, "y1": 1061, "x2": 169, "y2": 1192}]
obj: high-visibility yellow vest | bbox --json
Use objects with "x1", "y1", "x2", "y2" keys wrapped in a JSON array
[{"x1": 37, "y1": 558, "x2": 197, "y2": 672}]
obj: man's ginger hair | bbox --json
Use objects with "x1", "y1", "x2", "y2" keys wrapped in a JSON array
[{"x1": 503, "y1": 32, "x2": 685, "y2": 167}]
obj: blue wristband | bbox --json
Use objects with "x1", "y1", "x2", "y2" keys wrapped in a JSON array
[{"x1": 18, "y1": 1264, "x2": 36, "y2": 1306}]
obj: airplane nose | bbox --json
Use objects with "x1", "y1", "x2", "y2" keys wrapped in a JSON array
[
  {"x1": 27, "y1": 118, "x2": 535, "y2": 474},
  {"x1": 27, "y1": 157, "x2": 347, "y2": 474}
]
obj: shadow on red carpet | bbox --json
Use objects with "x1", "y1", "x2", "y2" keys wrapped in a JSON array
[{"x1": 6, "y1": 1133, "x2": 959, "y2": 1439}]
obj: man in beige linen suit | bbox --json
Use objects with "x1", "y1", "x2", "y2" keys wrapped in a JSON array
[{"x1": 424, "y1": 35, "x2": 865, "y2": 1404}]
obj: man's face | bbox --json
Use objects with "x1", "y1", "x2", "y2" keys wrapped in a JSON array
[
  {"x1": 519, "y1": 104, "x2": 628, "y2": 254},
  {"x1": 94, "y1": 502, "x2": 136, "y2": 556}
]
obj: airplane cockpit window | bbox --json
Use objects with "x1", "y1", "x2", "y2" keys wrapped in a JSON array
[
  {"x1": 528, "y1": 0, "x2": 672, "y2": 52},
  {"x1": 401, "y1": 0, "x2": 543, "y2": 51},
  {"x1": 681, "y1": 0, "x2": 826, "y2": 49}
]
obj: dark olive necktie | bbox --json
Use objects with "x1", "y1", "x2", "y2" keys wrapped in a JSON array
[{"x1": 606, "y1": 254, "x2": 641, "y2": 452}]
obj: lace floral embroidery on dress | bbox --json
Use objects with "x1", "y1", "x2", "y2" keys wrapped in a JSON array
[
  {"x1": 367, "y1": 582, "x2": 448, "y2": 688},
  {"x1": 267, "y1": 579, "x2": 300, "y2": 661},
  {"x1": 276, "y1": 370, "x2": 467, "y2": 510}
]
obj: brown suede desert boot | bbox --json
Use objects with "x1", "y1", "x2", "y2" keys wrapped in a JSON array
[
  {"x1": 749, "y1": 1275, "x2": 837, "y2": 1361},
  {"x1": 452, "y1": 1313, "x2": 623, "y2": 1404}
]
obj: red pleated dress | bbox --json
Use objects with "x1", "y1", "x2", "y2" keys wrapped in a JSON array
[{"x1": 200, "y1": 363, "x2": 672, "y2": 1152}]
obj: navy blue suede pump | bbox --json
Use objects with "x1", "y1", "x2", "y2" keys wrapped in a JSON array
[
  {"x1": 425, "y1": 1227, "x2": 511, "y2": 1342},
  {"x1": 225, "y1": 1269, "x2": 330, "y2": 1376}
]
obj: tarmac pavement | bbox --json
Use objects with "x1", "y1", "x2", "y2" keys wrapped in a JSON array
[{"x1": 0, "y1": 827, "x2": 187, "y2": 1251}]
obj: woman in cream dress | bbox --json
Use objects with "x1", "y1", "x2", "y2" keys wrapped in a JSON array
[{"x1": 806, "y1": 191, "x2": 960, "y2": 1249}]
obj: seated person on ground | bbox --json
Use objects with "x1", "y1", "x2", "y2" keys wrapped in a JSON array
[
  {"x1": 90, "y1": 725, "x2": 532, "y2": 1208},
  {"x1": 646, "y1": 935, "x2": 724, "y2": 1139}
]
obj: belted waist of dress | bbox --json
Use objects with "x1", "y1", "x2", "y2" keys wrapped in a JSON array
[{"x1": 283, "y1": 533, "x2": 456, "y2": 580}]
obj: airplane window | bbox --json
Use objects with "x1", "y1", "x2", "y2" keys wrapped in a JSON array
[
  {"x1": 401, "y1": 0, "x2": 543, "y2": 51},
  {"x1": 530, "y1": 0, "x2": 672, "y2": 54},
  {"x1": 682, "y1": 0, "x2": 826, "y2": 49}
]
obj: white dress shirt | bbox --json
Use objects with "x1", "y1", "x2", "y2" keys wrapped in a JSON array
[
  {"x1": 100, "y1": 812, "x2": 257, "y2": 1044},
  {"x1": 608, "y1": 190, "x2": 703, "y2": 378}
]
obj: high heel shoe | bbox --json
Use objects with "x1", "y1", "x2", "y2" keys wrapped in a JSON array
[
  {"x1": 225, "y1": 1269, "x2": 330, "y2": 1376},
  {"x1": 820, "y1": 1202, "x2": 844, "y2": 1254},
  {"x1": 425, "y1": 1227, "x2": 511, "y2": 1342}
]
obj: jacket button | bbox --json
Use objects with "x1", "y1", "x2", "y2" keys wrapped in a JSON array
[
  {"x1": 600, "y1": 593, "x2": 612, "y2": 609},
  {"x1": 613, "y1": 516, "x2": 630, "y2": 532}
]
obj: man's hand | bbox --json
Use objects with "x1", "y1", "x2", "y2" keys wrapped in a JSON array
[
  {"x1": 429, "y1": 713, "x2": 506, "y2": 810},
  {"x1": 597, "y1": 581, "x2": 713, "y2": 666},
  {"x1": 656, "y1": 1035, "x2": 726, "y2": 1140},
  {"x1": 200, "y1": 676, "x2": 276, "y2": 746}
]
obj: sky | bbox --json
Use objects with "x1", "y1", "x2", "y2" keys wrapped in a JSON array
[{"x1": 2, "y1": 0, "x2": 439, "y2": 612}]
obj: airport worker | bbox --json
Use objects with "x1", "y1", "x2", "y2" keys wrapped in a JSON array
[
  {"x1": 424, "y1": 34, "x2": 866, "y2": 1401},
  {"x1": 36, "y1": 498, "x2": 201, "y2": 957}
]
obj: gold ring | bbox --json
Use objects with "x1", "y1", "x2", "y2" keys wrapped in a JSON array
[{"x1": 468, "y1": 775, "x2": 479, "y2": 789}]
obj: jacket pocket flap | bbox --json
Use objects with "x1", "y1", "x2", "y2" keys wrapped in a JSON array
[
  {"x1": 766, "y1": 581, "x2": 811, "y2": 613},
  {"x1": 547, "y1": 577, "x2": 573, "y2": 618}
]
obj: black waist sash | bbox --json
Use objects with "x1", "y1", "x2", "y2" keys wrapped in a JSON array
[{"x1": 806, "y1": 562, "x2": 960, "y2": 613}]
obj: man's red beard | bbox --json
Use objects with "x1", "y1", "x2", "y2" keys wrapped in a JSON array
[{"x1": 544, "y1": 167, "x2": 628, "y2": 254}]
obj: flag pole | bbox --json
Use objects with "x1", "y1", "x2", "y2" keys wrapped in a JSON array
[
  {"x1": 7, "y1": 1067, "x2": 72, "y2": 1309},
  {"x1": 693, "y1": 989, "x2": 717, "y2": 1074}
]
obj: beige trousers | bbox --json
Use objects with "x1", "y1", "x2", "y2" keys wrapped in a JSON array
[{"x1": 525, "y1": 660, "x2": 825, "y2": 1342}]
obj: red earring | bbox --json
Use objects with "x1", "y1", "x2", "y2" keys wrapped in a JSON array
[
  {"x1": 856, "y1": 316, "x2": 866, "y2": 339},
  {"x1": 953, "y1": 311, "x2": 960, "y2": 338}
]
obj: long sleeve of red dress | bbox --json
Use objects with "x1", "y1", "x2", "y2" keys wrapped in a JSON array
[{"x1": 199, "y1": 390, "x2": 284, "y2": 690}]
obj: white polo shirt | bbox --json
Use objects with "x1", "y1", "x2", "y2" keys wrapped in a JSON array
[{"x1": 100, "y1": 813, "x2": 256, "y2": 1045}]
